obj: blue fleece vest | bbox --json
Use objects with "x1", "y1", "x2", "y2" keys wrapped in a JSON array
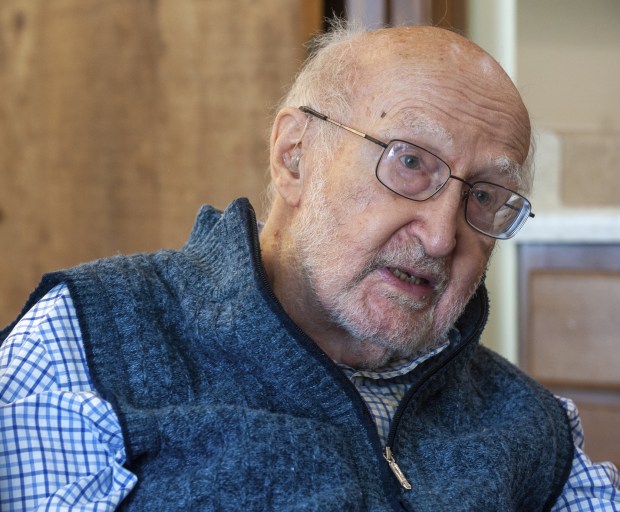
[{"x1": 4, "y1": 199, "x2": 573, "y2": 511}]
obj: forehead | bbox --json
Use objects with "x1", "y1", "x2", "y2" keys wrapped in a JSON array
[
  {"x1": 350, "y1": 28, "x2": 531, "y2": 156},
  {"x1": 383, "y1": 109, "x2": 453, "y2": 147}
]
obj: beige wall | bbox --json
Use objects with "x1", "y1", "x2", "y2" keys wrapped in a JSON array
[
  {"x1": 517, "y1": 0, "x2": 620, "y2": 211},
  {"x1": 517, "y1": 0, "x2": 620, "y2": 132}
]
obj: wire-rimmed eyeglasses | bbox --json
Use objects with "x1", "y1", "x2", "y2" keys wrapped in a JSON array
[{"x1": 299, "y1": 106, "x2": 535, "y2": 240}]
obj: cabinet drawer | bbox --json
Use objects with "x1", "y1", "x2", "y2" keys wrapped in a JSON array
[{"x1": 527, "y1": 270, "x2": 620, "y2": 387}]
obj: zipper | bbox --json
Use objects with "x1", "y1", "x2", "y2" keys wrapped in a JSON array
[
  {"x1": 382, "y1": 285, "x2": 489, "y2": 490},
  {"x1": 384, "y1": 446, "x2": 413, "y2": 490}
]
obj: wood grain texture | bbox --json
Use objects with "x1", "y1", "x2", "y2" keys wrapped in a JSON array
[{"x1": 0, "y1": 0, "x2": 321, "y2": 325}]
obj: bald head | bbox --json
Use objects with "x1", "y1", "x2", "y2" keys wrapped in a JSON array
[
  {"x1": 279, "y1": 24, "x2": 532, "y2": 193},
  {"x1": 359, "y1": 26, "x2": 520, "y2": 95}
]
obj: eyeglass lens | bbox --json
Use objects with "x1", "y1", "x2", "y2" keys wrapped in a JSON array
[{"x1": 376, "y1": 140, "x2": 531, "y2": 238}]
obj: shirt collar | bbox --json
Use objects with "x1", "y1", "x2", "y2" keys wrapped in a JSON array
[{"x1": 336, "y1": 332, "x2": 457, "y2": 381}]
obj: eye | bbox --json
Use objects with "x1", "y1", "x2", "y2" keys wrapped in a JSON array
[
  {"x1": 399, "y1": 154, "x2": 421, "y2": 170},
  {"x1": 471, "y1": 188, "x2": 494, "y2": 207}
]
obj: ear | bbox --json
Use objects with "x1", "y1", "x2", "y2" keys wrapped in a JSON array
[{"x1": 270, "y1": 107, "x2": 310, "y2": 207}]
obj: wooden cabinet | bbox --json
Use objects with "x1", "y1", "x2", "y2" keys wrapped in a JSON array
[{"x1": 519, "y1": 243, "x2": 620, "y2": 467}]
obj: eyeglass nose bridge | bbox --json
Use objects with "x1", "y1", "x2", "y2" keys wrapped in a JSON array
[
  {"x1": 426, "y1": 175, "x2": 496, "y2": 235},
  {"x1": 426, "y1": 173, "x2": 472, "y2": 202},
  {"x1": 446, "y1": 174, "x2": 472, "y2": 191}
]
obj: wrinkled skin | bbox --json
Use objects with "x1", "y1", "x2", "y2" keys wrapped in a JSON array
[{"x1": 260, "y1": 26, "x2": 531, "y2": 369}]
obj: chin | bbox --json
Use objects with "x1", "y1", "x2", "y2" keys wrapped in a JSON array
[{"x1": 335, "y1": 299, "x2": 448, "y2": 365}]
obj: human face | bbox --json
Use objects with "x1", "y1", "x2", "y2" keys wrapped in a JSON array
[
  {"x1": 291, "y1": 164, "x2": 467, "y2": 368},
  {"x1": 285, "y1": 35, "x2": 530, "y2": 368}
]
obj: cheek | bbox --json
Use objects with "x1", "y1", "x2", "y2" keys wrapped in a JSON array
[
  {"x1": 437, "y1": 236, "x2": 493, "y2": 306},
  {"x1": 326, "y1": 184, "x2": 398, "y2": 253},
  {"x1": 456, "y1": 240, "x2": 492, "y2": 291}
]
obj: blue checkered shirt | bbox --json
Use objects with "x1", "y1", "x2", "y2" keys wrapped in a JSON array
[{"x1": 1, "y1": 284, "x2": 619, "y2": 511}]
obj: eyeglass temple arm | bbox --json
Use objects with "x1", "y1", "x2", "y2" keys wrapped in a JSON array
[{"x1": 299, "y1": 106, "x2": 388, "y2": 149}]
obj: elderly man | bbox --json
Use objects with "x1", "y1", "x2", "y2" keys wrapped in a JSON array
[{"x1": 1, "y1": 24, "x2": 619, "y2": 511}]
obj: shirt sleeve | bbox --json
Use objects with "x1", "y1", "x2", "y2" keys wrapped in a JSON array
[
  {"x1": 552, "y1": 396, "x2": 620, "y2": 511},
  {"x1": 0, "y1": 283, "x2": 137, "y2": 511}
]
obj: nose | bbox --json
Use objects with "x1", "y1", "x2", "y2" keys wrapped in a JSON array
[{"x1": 415, "y1": 181, "x2": 464, "y2": 258}]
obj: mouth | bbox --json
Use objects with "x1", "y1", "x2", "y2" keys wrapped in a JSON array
[{"x1": 387, "y1": 267, "x2": 431, "y2": 287}]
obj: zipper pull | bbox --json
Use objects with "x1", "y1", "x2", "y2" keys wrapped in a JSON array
[{"x1": 383, "y1": 446, "x2": 412, "y2": 491}]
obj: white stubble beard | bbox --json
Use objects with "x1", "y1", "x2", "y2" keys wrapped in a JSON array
[{"x1": 289, "y1": 172, "x2": 486, "y2": 369}]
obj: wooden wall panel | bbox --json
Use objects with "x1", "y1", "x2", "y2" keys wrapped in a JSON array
[
  {"x1": 0, "y1": 0, "x2": 322, "y2": 326},
  {"x1": 519, "y1": 243, "x2": 620, "y2": 468},
  {"x1": 528, "y1": 271, "x2": 620, "y2": 386}
]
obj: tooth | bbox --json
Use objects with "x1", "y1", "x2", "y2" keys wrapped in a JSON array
[{"x1": 390, "y1": 268, "x2": 424, "y2": 285}]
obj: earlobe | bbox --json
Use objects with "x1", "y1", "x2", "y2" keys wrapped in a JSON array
[{"x1": 270, "y1": 107, "x2": 310, "y2": 207}]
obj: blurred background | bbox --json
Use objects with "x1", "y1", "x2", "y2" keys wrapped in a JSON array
[{"x1": 0, "y1": 0, "x2": 618, "y2": 465}]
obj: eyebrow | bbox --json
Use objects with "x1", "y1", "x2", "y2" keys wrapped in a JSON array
[{"x1": 493, "y1": 155, "x2": 524, "y2": 186}]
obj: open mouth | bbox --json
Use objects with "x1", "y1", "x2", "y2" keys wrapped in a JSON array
[{"x1": 388, "y1": 267, "x2": 429, "y2": 286}]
